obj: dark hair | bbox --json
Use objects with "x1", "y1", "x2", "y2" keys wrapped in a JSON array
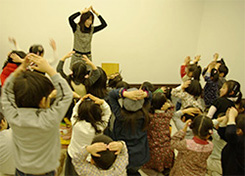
[
  {"x1": 0, "y1": 112, "x2": 5, "y2": 130},
  {"x1": 2, "y1": 50, "x2": 27, "y2": 69},
  {"x1": 91, "y1": 135, "x2": 117, "y2": 170},
  {"x1": 192, "y1": 65, "x2": 202, "y2": 81},
  {"x1": 108, "y1": 74, "x2": 123, "y2": 88},
  {"x1": 87, "y1": 67, "x2": 108, "y2": 99},
  {"x1": 224, "y1": 80, "x2": 242, "y2": 104},
  {"x1": 236, "y1": 114, "x2": 245, "y2": 134},
  {"x1": 141, "y1": 81, "x2": 155, "y2": 92},
  {"x1": 121, "y1": 100, "x2": 150, "y2": 133},
  {"x1": 164, "y1": 87, "x2": 173, "y2": 100},
  {"x1": 150, "y1": 92, "x2": 167, "y2": 114},
  {"x1": 185, "y1": 79, "x2": 202, "y2": 99},
  {"x1": 13, "y1": 71, "x2": 54, "y2": 108},
  {"x1": 77, "y1": 99, "x2": 103, "y2": 134},
  {"x1": 236, "y1": 99, "x2": 245, "y2": 114},
  {"x1": 190, "y1": 115, "x2": 213, "y2": 140},
  {"x1": 217, "y1": 59, "x2": 229, "y2": 77},
  {"x1": 115, "y1": 81, "x2": 130, "y2": 89},
  {"x1": 71, "y1": 60, "x2": 87, "y2": 84},
  {"x1": 187, "y1": 64, "x2": 197, "y2": 73},
  {"x1": 29, "y1": 45, "x2": 44, "y2": 56},
  {"x1": 210, "y1": 68, "x2": 219, "y2": 82},
  {"x1": 79, "y1": 11, "x2": 94, "y2": 33}
]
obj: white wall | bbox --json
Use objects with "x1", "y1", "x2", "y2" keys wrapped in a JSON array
[{"x1": 0, "y1": 0, "x2": 244, "y2": 94}]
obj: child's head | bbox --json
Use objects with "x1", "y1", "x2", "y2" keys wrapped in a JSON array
[
  {"x1": 77, "y1": 98, "x2": 103, "y2": 133},
  {"x1": 29, "y1": 45, "x2": 44, "y2": 57},
  {"x1": 87, "y1": 67, "x2": 108, "y2": 99},
  {"x1": 140, "y1": 81, "x2": 155, "y2": 92},
  {"x1": 185, "y1": 79, "x2": 202, "y2": 98},
  {"x1": 150, "y1": 92, "x2": 167, "y2": 113},
  {"x1": 192, "y1": 65, "x2": 202, "y2": 81},
  {"x1": 71, "y1": 60, "x2": 87, "y2": 84},
  {"x1": 108, "y1": 73, "x2": 123, "y2": 88},
  {"x1": 13, "y1": 71, "x2": 54, "y2": 108},
  {"x1": 186, "y1": 64, "x2": 197, "y2": 77},
  {"x1": 7, "y1": 50, "x2": 26, "y2": 63},
  {"x1": 236, "y1": 99, "x2": 245, "y2": 114},
  {"x1": 235, "y1": 114, "x2": 245, "y2": 136},
  {"x1": 0, "y1": 112, "x2": 8, "y2": 131},
  {"x1": 115, "y1": 81, "x2": 130, "y2": 89},
  {"x1": 79, "y1": 11, "x2": 94, "y2": 32},
  {"x1": 91, "y1": 135, "x2": 117, "y2": 170},
  {"x1": 220, "y1": 80, "x2": 242, "y2": 103},
  {"x1": 217, "y1": 59, "x2": 229, "y2": 78},
  {"x1": 190, "y1": 115, "x2": 213, "y2": 140}
]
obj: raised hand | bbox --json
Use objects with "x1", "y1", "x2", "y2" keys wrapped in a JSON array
[
  {"x1": 183, "y1": 107, "x2": 201, "y2": 116},
  {"x1": 49, "y1": 39, "x2": 57, "y2": 51},
  {"x1": 81, "y1": 6, "x2": 92, "y2": 14},
  {"x1": 123, "y1": 89, "x2": 147, "y2": 100},
  {"x1": 86, "y1": 142, "x2": 107, "y2": 157},
  {"x1": 183, "y1": 119, "x2": 192, "y2": 132},
  {"x1": 88, "y1": 94, "x2": 104, "y2": 105},
  {"x1": 10, "y1": 53, "x2": 23, "y2": 63},
  {"x1": 108, "y1": 141, "x2": 123, "y2": 155},
  {"x1": 91, "y1": 6, "x2": 99, "y2": 16},
  {"x1": 61, "y1": 51, "x2": 75, "y2": 61}
]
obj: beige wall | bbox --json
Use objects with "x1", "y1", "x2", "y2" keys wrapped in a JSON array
[{"x1": 0, "y1": 0, "x2": 244, "y2": 94}]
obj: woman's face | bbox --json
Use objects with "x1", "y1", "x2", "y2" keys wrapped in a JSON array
[
  {"x1": 85, "y1": 16, "x2": 93, "y2": 28},
  {"x1": 220, "y1": 83, "x2": 228, "y2": 97}
]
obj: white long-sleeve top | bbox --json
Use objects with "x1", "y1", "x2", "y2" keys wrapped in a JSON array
[{"x1": 68, "y1": 99, "x2": 111, "y2": 158}]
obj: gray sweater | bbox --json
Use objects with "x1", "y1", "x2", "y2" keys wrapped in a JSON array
[{"x1": 1, "y1": 73, "x2": 73, "y2": 174}]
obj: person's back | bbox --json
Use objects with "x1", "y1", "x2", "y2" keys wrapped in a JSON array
[
  {"x1": 1, "y1": 54, "x2": 73, "y2": 175},
  {"x1": 0, "y1": 114, "x2": 15, "y2": 175}
]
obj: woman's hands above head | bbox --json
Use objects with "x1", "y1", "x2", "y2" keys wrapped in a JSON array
[{"x1": 81, "y1": 6, "x2": 92, "y2": 14}]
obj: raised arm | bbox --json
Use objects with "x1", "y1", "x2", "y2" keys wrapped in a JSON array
[
  {"x1": 56, "y1": 51, "x2": 74, "y2": 79},
  {"x1": 91, "y1": 7, "x2": 107, "y2": 33},
  {"x1": 68, "y1": 12, "x2": 81, "y2": 33}
]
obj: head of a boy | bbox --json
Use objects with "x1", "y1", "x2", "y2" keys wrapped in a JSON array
[
  {"x1": 13, "y1": 71, "x2": 54, "y2": 108},
  {"x1": 236, "y1": 114, "x2": 245, "y2": 136},
  {"x1": 0, "y1": 112, "x2": 8, "y2": 131},
  {"x1": 91, "y1": 135, "x2": 117, "y2": 170}
]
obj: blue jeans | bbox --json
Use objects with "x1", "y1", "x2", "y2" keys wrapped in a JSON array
[{"x1": 15, "y1": 169, "x2": 55, "y2": 176}]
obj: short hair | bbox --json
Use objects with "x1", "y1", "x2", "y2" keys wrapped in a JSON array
[
  {"x1": 108, "y1": 74, "x2": 123, "y2": 88},
  {"x1": 218, "y1": 64, "x2": 229, "y2": 77},
  {"x1": 185, "y1": 79, "x2": 202, "y2": 98},
  {"x1": 91, "y1": 135, "x2": 117, "y2": 170},
  {"x1": 236, "y1": 114, "x2": 245, "y2": 134},
  {"x1": 141, "y1": 81, "x2": 155, "y2": 92},
  {"x1": 190, "y1": 115, "x2": 213, "y2": 140},
  {"x1": 13, "y1": 71, "x2": 54, "y2": 108},
  {"x1": 77, "y1": 98, "x2": 103, "y2": 133},
  {"x1": 150, "y1": 92, "x2": 167, "y2": 113},
  {"x1": 29, "y1": 45, "x2": 44, "y2": 56},
  {"x1": 71, "y1": 60, "x2": 87, "y2": 84},
  {"x1": 2, "y1": 50, "x2": 27, "y2": 69},
  {"x1": 0, "y1": 112, "x2": 5, "y2": 130}
]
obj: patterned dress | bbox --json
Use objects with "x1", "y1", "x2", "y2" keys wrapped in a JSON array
[{"x1": 143, "y1": 108, "x2": 174, "y2": 172}]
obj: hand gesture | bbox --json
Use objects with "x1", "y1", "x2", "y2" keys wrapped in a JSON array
[
  {"x1": 160, "y1": 86, "x2": 167, "y2": 93},
  {"x1": 213, "y1": 53, "x2": 219, "y2": 61},
  {"x1": 161, "y1": 102, "x2": 171, "y2": 111},
  {"x1": 86, "y1": 142, "x2": 107, "y2": 157},
  {"x1": 49, "y1": 39, "x2": 57, "y2": 51},
  {"x1": 193, "y1": 55, "x2": 201, "y2": 63},
  {"x1": 108, "y1": 141, "x2": 123, "y2": 155},
  {"x1": 183, "y1": 107, "x2": 201, "y2": 116},
  {"x1": 124, "y1": 89, "x2": 147, "y2": 100},
  {"x1": 8, "y1": 37, "x2": 17, "y2": 46},
  {"x1": 88, "y1": 94, "x2": 104, "y2": 105},
  {"x1": 184, "y1": 56, "x2": 191, "y2": 65},
  {"x1": 81, "y1": 6, "x2": 92, "y2": 14},
  {"x1": 61, "y1": 51, "x2": 75, "y2": 61},
  {"x1": 10, "y1": 53, "x2": 23, "y2": 63},
  {"x1": 91, "y1": 6, "x2": 99, "y2": 16},
  {"x1": 82, "y1": 55, "x2": 93, "y2": 65},
  {"x1": 183, "y1": 119, "x2": 192, "y2": 132}
]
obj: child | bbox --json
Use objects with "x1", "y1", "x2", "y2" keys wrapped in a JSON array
[
  {"x1": 219, "y1": 107, "x2": 245, "y2": 175},
  {"x1": 109, "y1": 87, "x2": 152, "y2": 175},
  {"x1": 69, "y1": 6, "x2": 107, "y2": 66},
  {"x1": 1, "y1": 54, "x2": 73, "y2": 175},
  {"x1": 66, "y1": 94, "x2": 111, "y2": 176},
  {"x1": 170, "y1": 115, "x2": 214, "y2": 176},
  {"x1": 217, "y1": 58, "x2": 229, "y2": 90},
  {"x1": 1, "y1": 50, "x2": 26, "y2": 85},
  {"x1": 203, "y1": 61, "x2": 219, "y2": 108},
  {"x1": 143, "y1": 92, "x2": 174, "y2": 174},
  {"x1": 207, "y1": 80, "x2": 242, "y2": 119},
  {"x1": 0, "y1": 112, "x2": 15, "y2": 175},
  {"x1": 171, "y1": 79, "x2": 204, "y2": 111},
  {"x1": 172, "y1": 106, "x2": 202, "y2": 139},
  {"x1": 72, "y1": 134, "x2": 128, "y2": 176}
]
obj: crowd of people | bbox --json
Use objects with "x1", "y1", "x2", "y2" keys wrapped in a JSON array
[{"x1": 0, "y1": 6, "x2": 244, "y2": 176}]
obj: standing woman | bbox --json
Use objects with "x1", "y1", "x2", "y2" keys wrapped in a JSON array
[{"x1": 69, "y1": 6, "x2": 107, "y2": 67}]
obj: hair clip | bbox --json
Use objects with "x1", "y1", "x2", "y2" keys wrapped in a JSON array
[{"x1": 209, "y1": 129, "x2": 213, "y2": 135}]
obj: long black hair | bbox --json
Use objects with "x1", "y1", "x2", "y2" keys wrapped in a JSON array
[{"x1": 78, "y1": 11, "x2": 94, "y2": 33}]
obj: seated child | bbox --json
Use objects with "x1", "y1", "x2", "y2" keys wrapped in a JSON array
[
  {"x1": 170, "y1": 115, "x2": 214, "y2": 176},
  {"x1": 1, "y1": 54, "x2": 73, "y2": 175},
  {"x1": 220, "y1": 107, "x2": 245, "y2": 175},
  {"x1": 72, "y1": 134, "x2": 128, "y2": 176},
  {"x1": 0, "y1": 112, "x2": 15, "y2": 175}
]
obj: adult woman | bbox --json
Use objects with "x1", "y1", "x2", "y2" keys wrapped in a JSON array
[{"x1": 69, "y1": 6, "x2": 107, "y2": 67}]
